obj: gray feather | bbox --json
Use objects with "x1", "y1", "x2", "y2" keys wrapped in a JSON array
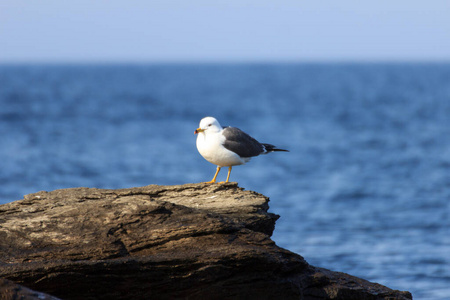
[{"x1": 222, "y1": 127, "x2": 264, "y2": 158}]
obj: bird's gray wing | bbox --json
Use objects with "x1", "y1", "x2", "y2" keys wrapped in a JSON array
[{"x1": 222, "y1": 127, "x2": 264, "y2": 158}]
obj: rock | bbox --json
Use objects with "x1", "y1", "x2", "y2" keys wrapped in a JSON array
[{"x1": 0, "y1": 183, "x2": 412, "y2": 300}]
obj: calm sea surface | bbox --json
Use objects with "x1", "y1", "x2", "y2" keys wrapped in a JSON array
[{"x1": 1, "y1": 63, "x2": 449, "y2": 299}]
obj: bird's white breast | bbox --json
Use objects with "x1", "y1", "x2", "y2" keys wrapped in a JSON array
[{"x1": 196, "y1": 131, "x2": 248, "y2": 167}]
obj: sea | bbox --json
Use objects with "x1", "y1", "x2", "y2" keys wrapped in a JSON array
[{"x1": 1, "y1": 63, "x2": 449, "y2": 299}]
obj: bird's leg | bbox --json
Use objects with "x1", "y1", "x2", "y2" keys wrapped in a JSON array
[
  {"x1": 208, "y1": 166, "x2": 221, "y2": 183},
  {"x1": 219, "y1": 166, "x2": 232, "y2": 184},
  {"x1": 225, "y1": 166, "x2": 232, "y2": 182}
]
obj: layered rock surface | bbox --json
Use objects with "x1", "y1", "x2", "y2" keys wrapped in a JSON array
[{"x1": 0, "y1": 183, "x2": 412, "y2": 299}]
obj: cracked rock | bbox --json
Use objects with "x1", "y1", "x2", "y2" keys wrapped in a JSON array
[{"x1": 0, "y1": 183, "x2": 412, "y2": 300}]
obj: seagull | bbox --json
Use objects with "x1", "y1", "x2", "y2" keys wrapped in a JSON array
[{"x1": 194, "y1": 116, "x2": 288, "y2": 183}]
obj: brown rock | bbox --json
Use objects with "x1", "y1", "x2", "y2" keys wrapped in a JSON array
[{"x1": 0, "y1": 183, "x2": 412, "y2": 299}]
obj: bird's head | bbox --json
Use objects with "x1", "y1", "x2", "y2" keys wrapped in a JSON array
[{"x1": 195, "y1": 116, "x2": 222, "y2": 134}]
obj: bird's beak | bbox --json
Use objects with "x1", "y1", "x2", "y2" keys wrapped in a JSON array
[{"x1": 194, "y1": 128, "x2": 205, "y2": 134}]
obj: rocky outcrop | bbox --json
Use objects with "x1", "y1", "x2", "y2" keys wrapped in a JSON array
[{"x1": 0, "y1": 183, "x2": 412, "y2": 300}]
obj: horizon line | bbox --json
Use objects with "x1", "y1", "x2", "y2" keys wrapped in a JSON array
[{"x1": 1, "y1": 58, "x2": 450, "y2": 66}]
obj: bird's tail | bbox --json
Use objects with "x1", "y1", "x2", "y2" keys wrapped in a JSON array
[{"x1": 262, "y1": 143, "x2": 289, "y2": 153}]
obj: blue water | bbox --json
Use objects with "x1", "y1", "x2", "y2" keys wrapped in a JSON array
[{"x1": 1, "y1": 63, "x2": 449, "y2": 299}]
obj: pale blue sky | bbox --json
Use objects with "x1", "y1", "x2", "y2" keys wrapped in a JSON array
[{"x1": 1, "y1": 1, "x2": 449, "y2": 63}]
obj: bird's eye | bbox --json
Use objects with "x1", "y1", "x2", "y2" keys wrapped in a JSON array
[{"x1": 208, "y1": 124, "x2": 212, "y2": 127}]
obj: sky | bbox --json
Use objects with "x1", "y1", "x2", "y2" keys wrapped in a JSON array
[{"x1": 1, "y1": 1, "x2": 450, "y2": 63}]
